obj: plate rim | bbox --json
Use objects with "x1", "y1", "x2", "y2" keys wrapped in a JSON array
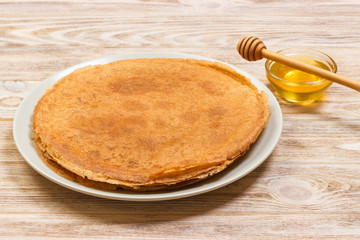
[{"x1": 13, "y1": 52, "x2": 282, "y2": 201}]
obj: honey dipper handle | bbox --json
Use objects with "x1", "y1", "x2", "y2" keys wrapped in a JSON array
[{"x1": 261, "y1": 49, "x2": 360, "y2": 92}]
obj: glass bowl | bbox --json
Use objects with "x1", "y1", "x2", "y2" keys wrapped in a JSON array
[{"x1": 265, "y1": 48, "x2": 337, "y2": 105}]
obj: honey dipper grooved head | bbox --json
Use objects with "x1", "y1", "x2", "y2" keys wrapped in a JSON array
[{"x1": 237, "y1": 37, "x2": 266, "y2": 61}]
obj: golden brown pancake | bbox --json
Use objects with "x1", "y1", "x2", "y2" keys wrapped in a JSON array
[{"x1": 33, "y1": 58, "x2": 270, "y2": 191}]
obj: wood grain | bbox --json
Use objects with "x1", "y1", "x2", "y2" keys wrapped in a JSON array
[{"x1": 1, "y1": 0, "x2": 360, "y2": 239}]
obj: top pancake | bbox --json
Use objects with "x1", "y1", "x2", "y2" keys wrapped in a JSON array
[{"x1": 33, "y1": 58, "x2": 270, "y2": 189}]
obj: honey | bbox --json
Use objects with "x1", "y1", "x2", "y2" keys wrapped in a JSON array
[{"x1": 265, "y1": 49, "x2": 337, "y2": 105}]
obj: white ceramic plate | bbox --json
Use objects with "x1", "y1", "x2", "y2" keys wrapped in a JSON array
[{"x1": 13, "y1": 52, "x2": 282, "y2": 201}]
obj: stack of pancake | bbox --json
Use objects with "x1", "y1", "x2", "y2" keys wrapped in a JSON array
[{"x1": 32, "y1": 58, "x2": 270, "y2": 191}]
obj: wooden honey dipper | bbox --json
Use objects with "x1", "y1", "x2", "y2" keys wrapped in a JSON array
[{"x1": 237, "y1": 36, "x2": 360, "y2": 92}]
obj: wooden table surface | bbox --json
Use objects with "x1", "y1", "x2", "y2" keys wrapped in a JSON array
[{"x1": 1, "y1": 0, "x2": 360, "y2": 239}]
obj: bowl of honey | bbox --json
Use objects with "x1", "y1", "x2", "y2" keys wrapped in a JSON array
[{"x1": 265, "y1": 48, "x2": 337, "y2": 105}]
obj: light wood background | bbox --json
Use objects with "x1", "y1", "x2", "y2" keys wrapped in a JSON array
[{"x1": 1, "y1": 0, "x2": 360, "y2": 239}]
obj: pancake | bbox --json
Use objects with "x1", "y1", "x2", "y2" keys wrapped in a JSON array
[{"x1": 32, "y1": 58, "x2": 270, "y2": 191}]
